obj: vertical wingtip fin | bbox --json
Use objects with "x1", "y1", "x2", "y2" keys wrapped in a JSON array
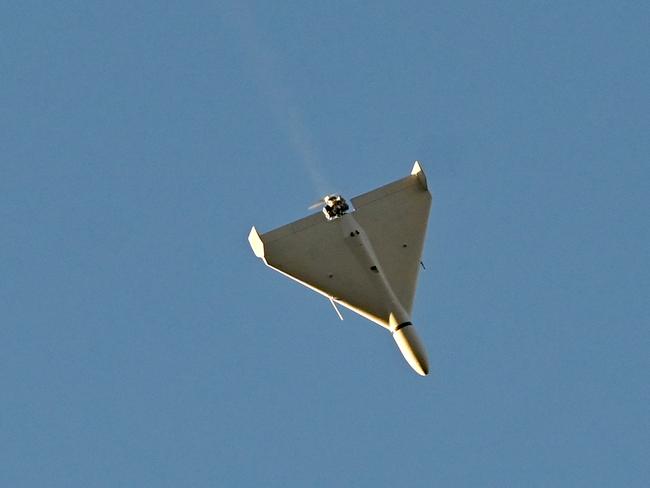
[
  {"x1": 411, "y1": 161, "x2": 428, "y2": 190},
  {"x1": 248, "y1": 226, "x2": 266, "y2": 260}
]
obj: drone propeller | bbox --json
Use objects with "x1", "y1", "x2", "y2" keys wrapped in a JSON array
[
  {"x1": 307, "y1": 194, "x2": 338, "y2": 211},
  {"x1": 308, "y1": 198, "x2": 326, "y2": 210}
]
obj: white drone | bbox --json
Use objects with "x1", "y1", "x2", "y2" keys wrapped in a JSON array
[{"x1": 249, "y1": 162, "x2": 432, "y2": 376}]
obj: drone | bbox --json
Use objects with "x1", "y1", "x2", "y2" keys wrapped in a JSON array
[{"x1": 248, "y1": 162, "x2": 432, "y2": 376}]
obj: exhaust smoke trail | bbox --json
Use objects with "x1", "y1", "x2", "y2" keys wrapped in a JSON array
[{"x1": 225, "y1": 3, "x2": 331, "y2": 196}]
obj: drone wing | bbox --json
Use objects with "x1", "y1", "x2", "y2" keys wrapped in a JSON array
[
  {"x1": 248, "y1": 162, "x2": 431, "y2": 326},
  {"x1": 351, "y1": 162, "x2": 431, "y2": 315},
  {"x1": 249, "y1": 212, "x2": 394, "y2": 327}
]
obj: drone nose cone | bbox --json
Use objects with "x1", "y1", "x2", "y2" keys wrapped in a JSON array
[
  {"x1": 392, "y1": 323, "x2": 429, "y2": 376},
  {"x1": 413, "y1": 355, "x2": 429, "y2": 376}
]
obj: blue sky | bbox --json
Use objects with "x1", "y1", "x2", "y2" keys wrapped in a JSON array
[{"x1": 2, "y1": 1, "x2": 649, "y2": 486}]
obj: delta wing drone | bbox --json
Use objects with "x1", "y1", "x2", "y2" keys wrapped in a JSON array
[{"x1": 248, "y1": 162, "x2": 432, "y2": 375}]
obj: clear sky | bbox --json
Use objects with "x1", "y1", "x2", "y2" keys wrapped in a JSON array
[{"x1": 2, "y1": 1, "x2": 649, "y2": 486}]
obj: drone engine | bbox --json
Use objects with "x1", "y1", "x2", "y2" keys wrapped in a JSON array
[{"x1": 322, "y1": 195, "x2": 349, "y2": 220}]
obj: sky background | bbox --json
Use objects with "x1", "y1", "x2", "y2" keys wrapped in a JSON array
[{"x1": 2, "y1": 1, "x2": 649, "y2": 486}]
